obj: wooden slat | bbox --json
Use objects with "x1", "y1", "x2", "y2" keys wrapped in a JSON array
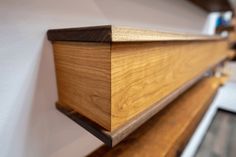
[
  {"x1": 52, "y1": 40, "x2": 229, "y2": 131},
  {"x1": 47, "y1": 25, "x2": 224, "y2": 42},
  {"x1": 87, "y1": 76, "x2": 222, "y2": 157},
  {"x1": 53, "y1": 42, "x2": 112, "y2": 130},
  {"x1": 110, "y1": 41, "x2": 228, "y2": 130},
  {"x1": 111, "y1": 26, "x2": 223, "y2": 42}
]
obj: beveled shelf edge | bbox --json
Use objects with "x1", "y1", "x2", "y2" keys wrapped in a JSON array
[
  {"x1": 47, "y1": 25, "x2": 225, "y2": 42},
  {"x1": 55, "y1": 57, "x2": 227, "y2": 147}
]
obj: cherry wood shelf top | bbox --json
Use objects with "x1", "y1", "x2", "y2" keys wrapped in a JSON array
[{"x1": 47, "y1": 25, "x2": 224, "y2": 42}]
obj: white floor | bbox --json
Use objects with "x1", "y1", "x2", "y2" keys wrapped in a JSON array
[{"x1": 182, "y1": 62, "x2": 236, "y2": 157}]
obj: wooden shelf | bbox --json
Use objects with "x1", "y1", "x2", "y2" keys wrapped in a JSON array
[
  {"x1": 47, "y1": 25, "x2": 230, "y2": 147},
  {"x1": 56, "y1": 60, "x2": 225, "y2": 147},
  {"x1": 87, "y1": 76, "x2": 223, "y2": 157},
  {"x1": 47, "y1": 25, "x2": 224, "y2": 42}
]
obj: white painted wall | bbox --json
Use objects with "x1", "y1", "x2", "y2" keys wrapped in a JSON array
[{"x1": 0, "y1": 0, "x2": 211, "y2": 157}]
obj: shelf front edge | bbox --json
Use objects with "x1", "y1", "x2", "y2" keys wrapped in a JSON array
[{"x1": 47, "y1": 25, "x2": 225, "y2": 42}]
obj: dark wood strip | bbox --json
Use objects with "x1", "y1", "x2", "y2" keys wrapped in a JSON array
[{"x1": 47, "y1": 25, "x2": 112, "y2": 42}]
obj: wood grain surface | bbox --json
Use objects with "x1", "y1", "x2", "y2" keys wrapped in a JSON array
[
  {"x1": 87, "y1": 77, "x2": 222, "y2": 157},
  {"x1": 111, "y1": 26, "x2": 223, "y2": 42},
  {"x1": 49, "y1": 26, "x2": 230, "y2": 131},
  {"x1": 195, "y1": 109, "x2": 236, "y2": 157},
  {"x1": 47, "y1": 25, "x2": 224, "y2": 42},
  {"x1": 56, "y1": 66, "x2": 214, "y2": 147},
  {"x1": 53, "y1": 41, "x2": 112, "y2": 130},
  {"x1": 111, "y1": 41, "x2": 228, "y2": 129},
  {"x1": 53, "y1": 40, "x2": 229, "y2": 131}
]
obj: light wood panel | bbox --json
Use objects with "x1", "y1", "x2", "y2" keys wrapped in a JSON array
[
  {"x1": 53, "y1": 40, "x2": 229, "y2": 131},
  {"x1": 87, "y1": 76, "x2": 222, "y2": 157},
  {"x1": 111, "y1": 41, "x2": 228, "y2": 129},
  {"x1": 53, "y1": 41, "x2": 111, "y2": 130},
  {"x1": 111, "y1": 26, "x2": 223, "y2": 42}
]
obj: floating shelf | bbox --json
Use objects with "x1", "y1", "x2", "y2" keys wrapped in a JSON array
[
  {"x1": 47, "y1": 25, "x2": 223, "y2": 42},
  {"x1": 87, "y1": 76, "x2": 223, "y2": 157},
  {"x1": 55, "y1": 71, "x2": 207, "y2": 147},
  {"x1": 47, "y1": 25, "x2": 231, "y2": 147}
]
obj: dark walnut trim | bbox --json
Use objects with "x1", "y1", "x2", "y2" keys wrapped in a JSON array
[{"x1": 47, "y1": 25, "x2": 112, "y2": 42}]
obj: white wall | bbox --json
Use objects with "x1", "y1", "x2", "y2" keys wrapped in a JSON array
[{"x1": 0, "y1": 0, "x2": 210, "y2": 157}]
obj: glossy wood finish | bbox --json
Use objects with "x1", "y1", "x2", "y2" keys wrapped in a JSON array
[{"x1": 87, "y1": 77, "x2": 222, "y2": 157}]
